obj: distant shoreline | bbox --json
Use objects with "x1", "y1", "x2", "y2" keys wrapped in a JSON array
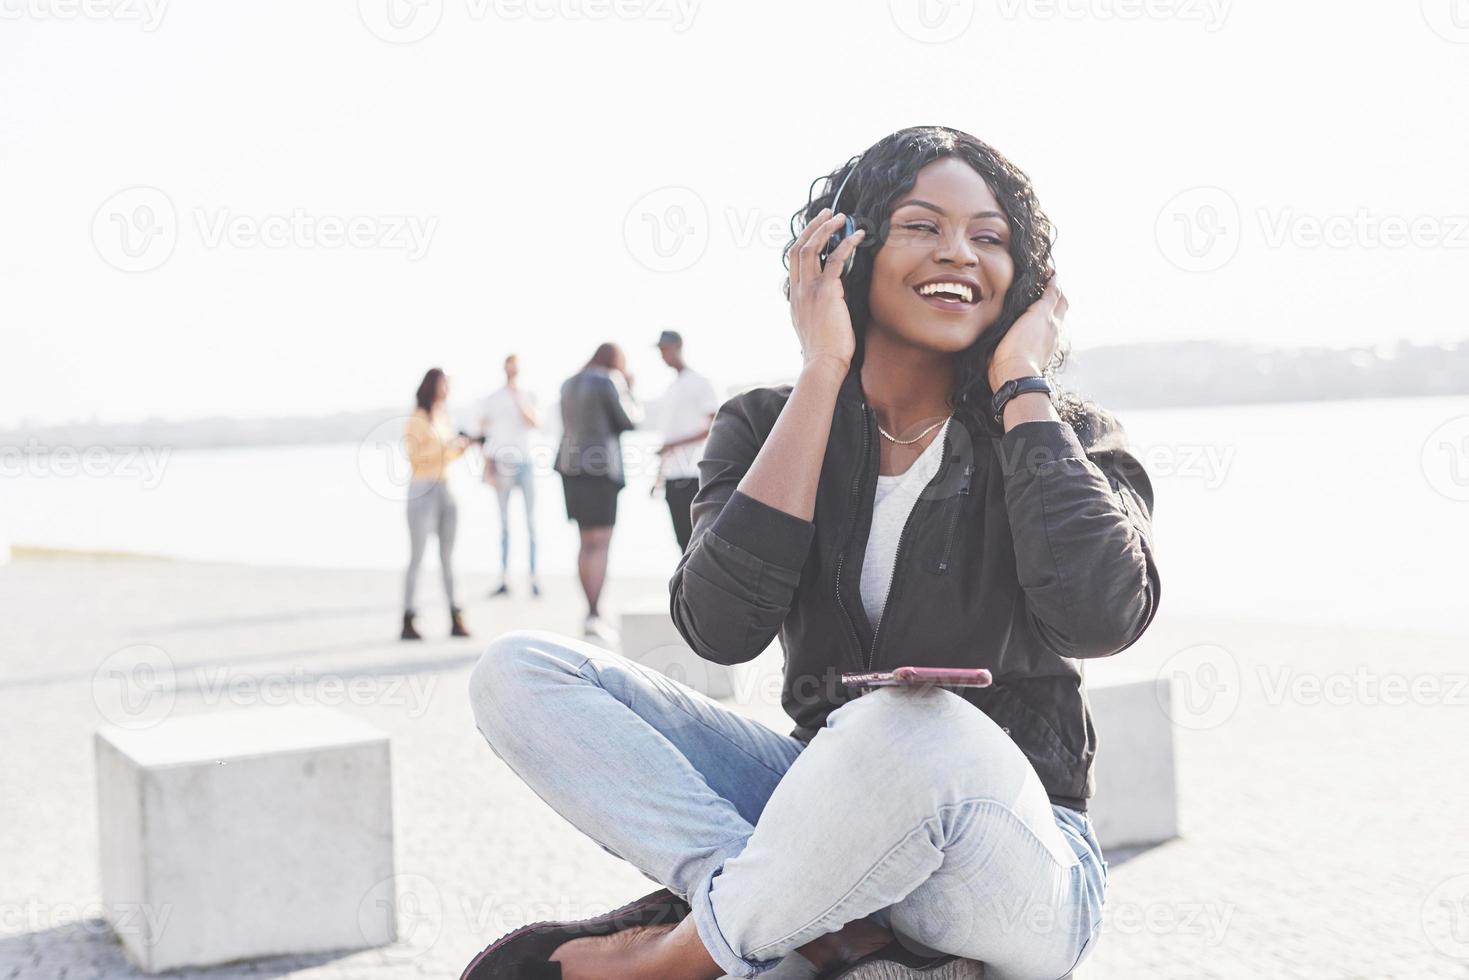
[
  {"x1": 4, "y1": 390, "x2": 1466, "y2": 454},
  {"x1": 5, "y1": 339, "x2": 1468, "y2": 450}
]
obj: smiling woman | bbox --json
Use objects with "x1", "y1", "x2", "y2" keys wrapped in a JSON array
[{"x1": 464, "y1": 126, "x2": 1159, "y2": 980}]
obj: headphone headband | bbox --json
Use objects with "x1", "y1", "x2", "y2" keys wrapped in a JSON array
[{"x1": 829, "y1": 154, "x2": 862, "y2": 213}]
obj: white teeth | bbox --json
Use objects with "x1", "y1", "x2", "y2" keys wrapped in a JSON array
[{"x1": 918, "y1": 282, "x2": 974, "y2": 303}]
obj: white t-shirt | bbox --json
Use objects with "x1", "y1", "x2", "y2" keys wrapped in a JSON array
[
  {"x1": 479, "y1": 385, "x2": 537, "y2": 465},
  {"x1": 657, "y1": 368, "x2": 719, "y2": 480},
  {"x1": 860, "y1": 416, "x2": 953, "y2": 631}
]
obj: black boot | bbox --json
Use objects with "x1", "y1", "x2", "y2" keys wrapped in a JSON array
[
  {"x1": 401, "y1": 612, "x2": 422, "y2": 641},
  {"x1": 450, "y1": 607, "x2": 471, "y2": 638}
]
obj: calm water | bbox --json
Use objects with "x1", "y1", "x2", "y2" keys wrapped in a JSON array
[{"x1": 5, "y1": 397, "x2": 1468, "y2": 637}]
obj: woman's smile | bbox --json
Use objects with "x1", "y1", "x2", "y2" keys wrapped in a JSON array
[{"x1": 912, "y1": 274, "x2": 983, "y2": 311}]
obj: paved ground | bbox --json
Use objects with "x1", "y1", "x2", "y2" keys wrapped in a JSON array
[{"x1": 1, "y1": 554, "x2": 1466, "y2": 979}]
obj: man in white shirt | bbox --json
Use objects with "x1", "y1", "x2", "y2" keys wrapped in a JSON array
[
  {"x1": 652, "y1": 330, "x2": 719, "y2": 553},
  {"x1": 478, "y1": 353, "x2": 541, "y2": 598}
]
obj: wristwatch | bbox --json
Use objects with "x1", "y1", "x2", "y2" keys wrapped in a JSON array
[{"x1": 990, "y1": 375, "x2": 1054, "y2": 424}]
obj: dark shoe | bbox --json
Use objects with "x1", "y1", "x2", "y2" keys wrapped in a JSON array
[
  {"x1": 818, "y1": 940, "x2": 982, "y2": 979},
  {"x1": 401, "y1": 613, "x2": 422, "y2": 641},
  {"x1": 530, "y1": 580, "x2": 542, "y2": 598},
  {"x1": 490, "y1": 582, "x2": 511, "y2": 598},
  {"x1": 451, "y1": 608, "x2": 471, "y2": 638},
  {"x1": 458, "y1": 887, "x2": 691, "y2": 980}
]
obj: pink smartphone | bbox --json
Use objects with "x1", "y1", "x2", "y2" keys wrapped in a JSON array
[{"x1": 841, "y1": 665, "x2": 994, "y2": 690}]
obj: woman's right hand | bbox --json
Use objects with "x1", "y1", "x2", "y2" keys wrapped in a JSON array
[{"x1": 789, "y1": 207, "x2": 866, "y2": 370}]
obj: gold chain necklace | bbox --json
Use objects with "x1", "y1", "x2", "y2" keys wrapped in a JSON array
[{"x1": 877, "y1": 414, "x2": 949, "y2": 446}]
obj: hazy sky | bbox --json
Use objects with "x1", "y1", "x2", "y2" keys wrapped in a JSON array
[{"x1": 4, "y1": 1, "x2": 1468, "y2": 427}]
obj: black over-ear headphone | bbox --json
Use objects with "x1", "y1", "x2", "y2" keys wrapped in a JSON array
[{"x1": 818, "y1": 155, "x2": 863, "y2": 278}]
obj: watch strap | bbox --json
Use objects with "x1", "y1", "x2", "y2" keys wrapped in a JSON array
[{"x1": 991, "y1": 375, "x2": 1054, "y2": 423}]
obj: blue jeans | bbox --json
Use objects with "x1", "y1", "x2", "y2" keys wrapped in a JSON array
[
  {"x1": 469, "y1": 629, "x2": 1108, "y2": 980},
  {"x1": 492, "y1": 460, "x2": 537, "y2": 577}
]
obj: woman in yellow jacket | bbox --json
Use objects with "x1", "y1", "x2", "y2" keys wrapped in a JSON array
[{"x1": 402, "y1": 367, "x2": 475, "y2": 640}]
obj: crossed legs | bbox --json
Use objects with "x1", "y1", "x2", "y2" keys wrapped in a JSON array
[{"x1": 469, "y1": 629, "x2": 1094, "y2": 980}]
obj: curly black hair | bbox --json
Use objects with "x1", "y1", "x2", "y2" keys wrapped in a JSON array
[{"x1": 781, "y1": 125, "x2": 1087, "y2": 432}]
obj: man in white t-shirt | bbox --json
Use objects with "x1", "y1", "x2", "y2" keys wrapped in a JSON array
[
  {"x1": 652, "y1": 330, "x2": 719, "y2": 553},
  {"x1": 478, "y1": 353, "x2": 541, "y2": 598}
]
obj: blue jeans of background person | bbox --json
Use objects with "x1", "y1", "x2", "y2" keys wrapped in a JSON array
[
  {"x1": 493, "y1": 459, "x2": 537, "y2": 579},
  {"x1": 468, "y1": 629, "x2": 1108, "y2": 980}
]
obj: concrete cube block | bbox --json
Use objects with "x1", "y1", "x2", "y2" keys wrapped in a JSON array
[
  {"x1": 1085, "y1": 676, "x2": 1180, "y2": 850},
  {"x1": 94, "y1": 704, "x2": 396, "y2": 972},
  {"x1": 619, "y1": 608, "x2": 744, "y2": 699}
]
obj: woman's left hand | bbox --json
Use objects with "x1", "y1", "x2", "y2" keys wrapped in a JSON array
[{"x1": 989, "y1": 272, "x2": 1067, "y2": 389}]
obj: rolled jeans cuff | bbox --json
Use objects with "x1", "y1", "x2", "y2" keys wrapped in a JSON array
[{"x1": 689, "y1": 848, "x2": 789, "y2": 978}]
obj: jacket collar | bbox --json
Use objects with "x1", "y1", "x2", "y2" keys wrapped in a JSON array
[{"x1": 835, "y1": 358, "x2": 1000, "y2": 437}]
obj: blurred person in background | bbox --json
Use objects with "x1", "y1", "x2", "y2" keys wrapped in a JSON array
[
  {"x1": 553, "y1": 342, "x2": 642, "y2": 646},
  {"x1": 402, "y1": 367, "x2": 475, "y2": 641},
  {"x1": 479, "y1": 353, "x2": 543, "y2": 599},
  {"x1": 650, "y1": 330, "x2": 719, "y2": 554}
]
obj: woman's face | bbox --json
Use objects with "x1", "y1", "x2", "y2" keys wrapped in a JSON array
[
  {"x1": 865, "y1": 156, "x2": 1015, "y2": 355},
  {"x1": 435, "y1": 375, "x2": 449, "y2": 403}
]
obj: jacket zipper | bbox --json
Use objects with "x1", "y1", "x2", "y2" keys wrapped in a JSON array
[
  {"x1": 867, "y1": 421, "x2": 954, "y2": 672},
  {"x1": 934, "y1": 461, "x2": 974, "y2": 573},
  {"x1": 833, "y1": 404, "x2": 871, "y2": 668}
]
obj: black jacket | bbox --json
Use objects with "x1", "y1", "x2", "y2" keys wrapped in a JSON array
[
  {"x1": 554, "y1": 368, "x2": 643, "y2": 486},
  {"x1": 667, "y1": 360, "x2": 1162, "y2": 812}
]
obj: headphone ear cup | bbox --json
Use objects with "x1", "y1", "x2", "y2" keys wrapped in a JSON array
[
  {"x1": 820, "y1": 216, "x2": 860, "y2": 275},
  {"x1": 818, "y1": 229, "x2": 842, "y2": 270},
  {"x1": 840, "y1": 215, "x2": 858, "y2": 277}
]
